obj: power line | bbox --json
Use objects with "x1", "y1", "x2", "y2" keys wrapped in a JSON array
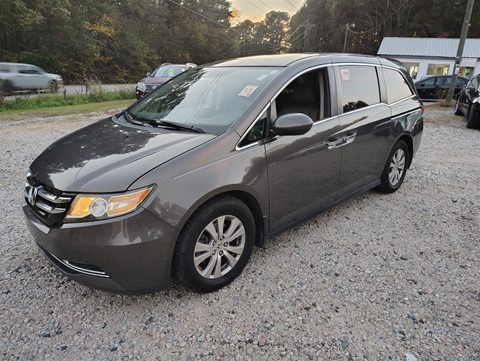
[
  {"x1": 286, "y1": 0, "x2": 300, "y2": 11},
  {"x1": 257, "y1": 0, "x2": 273, "y2": 10},
  {"x1": 346, "y1": 0, "x2": 411, "y2": 35},
  {"x1": 165, "y1": 0, "x2": 233, "y2": 31},
  {"x1": 244, "y1": 0, "x2": 268, "y2": 13}
]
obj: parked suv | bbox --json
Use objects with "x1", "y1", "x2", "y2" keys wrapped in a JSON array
[
  {"x1": 23, "y1": 54, "x2": 423, "y2": 294},
  {"x1": 414, "y1": 75, "x2": 468, "y2": 100},
  {"x1": 135, "y1": 63, "x2": 196, "y2": 99},
  {"x1": 454, "y1": 73, "x2": 480, "y2": 129},
  {"x1": 0, "y1": 62, "x2": 63, "y2": 94}
]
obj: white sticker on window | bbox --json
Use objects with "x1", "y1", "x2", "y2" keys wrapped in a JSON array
[
  {"x1": 257, "y1": 74, "x2": 268, "y2": 81},
  {"x1": 239, "y1": 85, "x2": 258, "y2": 97},
  {"x1": 341, "y1": 68, "x2": 350, "y2": 81}
]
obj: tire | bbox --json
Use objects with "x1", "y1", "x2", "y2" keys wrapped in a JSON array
[
  {"x1": 454, "y1": 98, "x2": 463, "y2": 116},
  {"x1": 1, "y1": 80, "x2": 13, "y2": 95},
  {"x1": 466, "y1": 106, "x2": 480, "y2": 129},
  {"x1": 377, "y1": 140, "x2": 409, "y2": 193},
  {"x1": 173, "y1": 196, "x2": 255, "y2": 293},
  {"x1": 49, "y1": 80, "x2": 58, "y2": 93}
]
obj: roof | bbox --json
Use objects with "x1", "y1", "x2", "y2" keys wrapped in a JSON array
[
  {"x1": 377, "y1": 37, "x2": 480, "y2": 58},
  {"x1": 211, "y1": 54, "x2": 322, "y2": 67}
]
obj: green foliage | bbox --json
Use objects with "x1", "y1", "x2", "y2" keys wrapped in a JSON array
[
  {"x1": 1, "y1": 0, "x2": 477, "y2": 84},
  {"x1": 288, "y1": 0, "x2": 480, "y2": 55},
  {"x1": 0, "y1": 90, "x2": 135, "y2": 112},
  {"x1": 234, "y1": 11, "x2": 291, "y2": 56},
  {"x1": 0, "y1": 0, "x2": 238, "y2": 83}
]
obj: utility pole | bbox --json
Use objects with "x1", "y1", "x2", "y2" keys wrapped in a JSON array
[
  {"x1": 446, "y1": 0, "x2": 475, "y2": 103},
  {"x1": 343, "y1": 23, "x2": 355, "y2": 53},
  {"x1": 303, "y1": 23, "x2": 314, "y2": 52}
]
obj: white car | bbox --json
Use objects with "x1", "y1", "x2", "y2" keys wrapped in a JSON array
[{"x1": 0, "y1": 62, "x2": 63, "y2": 94}]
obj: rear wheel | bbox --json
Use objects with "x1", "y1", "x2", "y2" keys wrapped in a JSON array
[
  {"x1": 173, "y1": 196, "x2": 255, "y2": 293},
  {"x1": 1, "y1": 80, "x2": 13, "y2": 95},
  {"x1": 377, "y1": 140, "x2": 409, "y2": 193},
  {"x1": 466, "y1": 106, "x2": 480, "y2": 129}
]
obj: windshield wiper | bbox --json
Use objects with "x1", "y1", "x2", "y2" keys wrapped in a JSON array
[
  {"x1": 124, "y1": 111, "x2": 145, "y2": 126},
  {"x1": 152, "y1": 119, "x2": 205, "y2": 133},
  {"x1": 125, "y1": 112, "x2": 205, "y2": 133}
]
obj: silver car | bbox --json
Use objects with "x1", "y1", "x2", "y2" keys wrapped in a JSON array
[
  {"x1": 23, "y1": 54, "x2": 423, "y2": 294},
  {"x1": 0, "y1": 62, "x2": 63, "y2": 94}
]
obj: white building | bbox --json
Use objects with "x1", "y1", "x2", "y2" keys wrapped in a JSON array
[{"x1": 377, "y1": 37, "x2": 480, "y2": 80}]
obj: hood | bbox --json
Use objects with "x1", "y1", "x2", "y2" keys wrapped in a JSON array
[{"x1": 30, "y1": 116, "x2": 215, "y2": 193}]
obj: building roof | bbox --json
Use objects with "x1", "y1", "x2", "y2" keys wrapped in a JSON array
[{"x1": 377, "y1": 37, "x2": 480, "y2": 58}]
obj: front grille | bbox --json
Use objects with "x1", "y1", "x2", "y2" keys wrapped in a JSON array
[{"x1": 24, "y1": 176, "x2": 74, "y2": 226}]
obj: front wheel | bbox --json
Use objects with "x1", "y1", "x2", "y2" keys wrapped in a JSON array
[
  {"x1": 466, "y1": 105, "x2": 480, "y2": 129},
  {"x1": 173, "y1": 196, "x2": 255, "y2": 293},
  {"x1": 49, "y1": 80, "x2": 58, "y2": 93},
  {"x1": 377, "y1": 140, "x2": 409, "y2": 193},
  {"x1": 454, "y1": 98, "x2": 463, "y2": 115}
]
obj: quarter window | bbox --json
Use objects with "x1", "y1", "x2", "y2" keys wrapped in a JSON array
[
  {"x1": 337, "y1": 65, "x2": 380, "y2": 113},
  {"x1": 383, "y1": 68, "x2": 413, "y2": 104}
]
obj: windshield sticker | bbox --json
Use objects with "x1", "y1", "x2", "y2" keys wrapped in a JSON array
[
  {"x1": 257, "y1": 74, "x2": 268, "y2": 81},
  {"x1": 239, "y1": 85, "x2": 258, "y2": 97},
  {"x1": 341, "y1": 68, "x2": 351, "y2": 81},
  {"x1": 168, "y1": 68, "x2": 175, "y2": 76}
]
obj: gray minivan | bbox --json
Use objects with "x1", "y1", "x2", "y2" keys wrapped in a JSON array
[{"x1": 23, "y1": 54, "x2": 424, "y2": 293}]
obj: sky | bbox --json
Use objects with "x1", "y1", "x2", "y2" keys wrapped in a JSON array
[{"x1": 231, "y1": 0, "x2": 305, "y2": 22}]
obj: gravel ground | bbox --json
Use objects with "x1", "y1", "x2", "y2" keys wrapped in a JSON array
[{"x1": 0, "y1": 104, "x2": 479, "y2": 360}]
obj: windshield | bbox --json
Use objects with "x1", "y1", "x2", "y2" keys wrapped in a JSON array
[
  {"x1": 129, "y1": 66, "x2": 281, "y2": 133},
  {"x1": 152, "y1": 66, "x2": 186, "y2": 78}
]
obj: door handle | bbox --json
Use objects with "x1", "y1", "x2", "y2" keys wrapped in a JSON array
[
  {"x1": 327, "y1": 131, "x2": 357, "y2": 150},
  {"x1": 344, "y1": 131, "x2": 357, "y2": 145},
  {"x1": 326, "y1": 138, "x2": 345, "y2": 149}
]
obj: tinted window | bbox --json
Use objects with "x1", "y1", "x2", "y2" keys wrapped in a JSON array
[
  {"x1": 337, "y1": 65, "x2": 380, "y2": 113},
  {"x1": 384, "y1": 68, "x2": 413, "y2": 103},
  {"x1": 422, "y1": 77, "x2": 436, "y2": 86},
  {"x1": 457, "y1": 78, "x2": 468, "y2": 87},
  {"x1": 276, "y1": 69, "x2": 328, "y2": 121},
  {"x1": 469, "y1": 76, "x2": 479, "y2": 89}
]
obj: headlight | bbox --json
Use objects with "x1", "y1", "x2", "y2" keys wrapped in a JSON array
[
  {"x1": 137, "y1": 82, "x2": 146, "y2": 92},
  {"x1": 65, "y1": 186, "x2": 154, "y2": 222}
]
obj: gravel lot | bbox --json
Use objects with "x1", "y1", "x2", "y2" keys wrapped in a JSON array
[{"x1": 1, "y1": 104, "x2": 479, "y2": 360}]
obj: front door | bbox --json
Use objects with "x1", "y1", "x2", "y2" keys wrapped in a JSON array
[{"x1": 266, "y1": 67, "x2": 342, "y2": 232}]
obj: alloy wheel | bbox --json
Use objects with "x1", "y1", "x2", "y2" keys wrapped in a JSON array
[
  {"x1": 389, "y1": 148, "x2": 405, "y2": 186},
  {"x1": 194, "y1": 215, "x2": 246, "y2": 279}
]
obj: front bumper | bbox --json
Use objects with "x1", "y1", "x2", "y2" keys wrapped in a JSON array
[{"x1": 22, "y1": 201, "x2": 179, "y2": 294}]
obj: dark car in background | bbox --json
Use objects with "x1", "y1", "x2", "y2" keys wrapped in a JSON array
[
  {"x1": 414, "y1": 75, "x2": 468, "y2": 100},
  {"x1": 135, "y1": 63, "x2": 196, "y2": 99},
  {"x1": 455, "y1": 73, "x2": 480, "y2": 129},
  {"x1": 23, "y1": 54, "x2": 423, "y2": 294}
]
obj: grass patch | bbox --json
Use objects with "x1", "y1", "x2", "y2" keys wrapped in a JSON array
[
  {"x1": 0, "y1": 89, "x2": 135, "y2": 113},
  {"x1": 0, "y1": 99, "x2": 135, "y2": 121}
]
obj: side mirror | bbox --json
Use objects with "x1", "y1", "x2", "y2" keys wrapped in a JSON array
[
  {"x1": 273, "y1": 113, "x2": 313, "y2": 136},
  {"x1": 146, "y1": 72, "x2": 151, "y2": 77}
]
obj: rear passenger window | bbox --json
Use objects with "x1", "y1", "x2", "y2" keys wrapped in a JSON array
[
  {"x1": 384, "y1": 68, "x2": 414, "y2": 104},
  {"x1": 337, "y1": 66, "x2": 380, "y2": 113}
]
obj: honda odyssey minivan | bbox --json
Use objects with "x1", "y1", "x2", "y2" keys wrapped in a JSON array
[{"x1": 23, "y1": 54, "x2": 423, "y2": 294}]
